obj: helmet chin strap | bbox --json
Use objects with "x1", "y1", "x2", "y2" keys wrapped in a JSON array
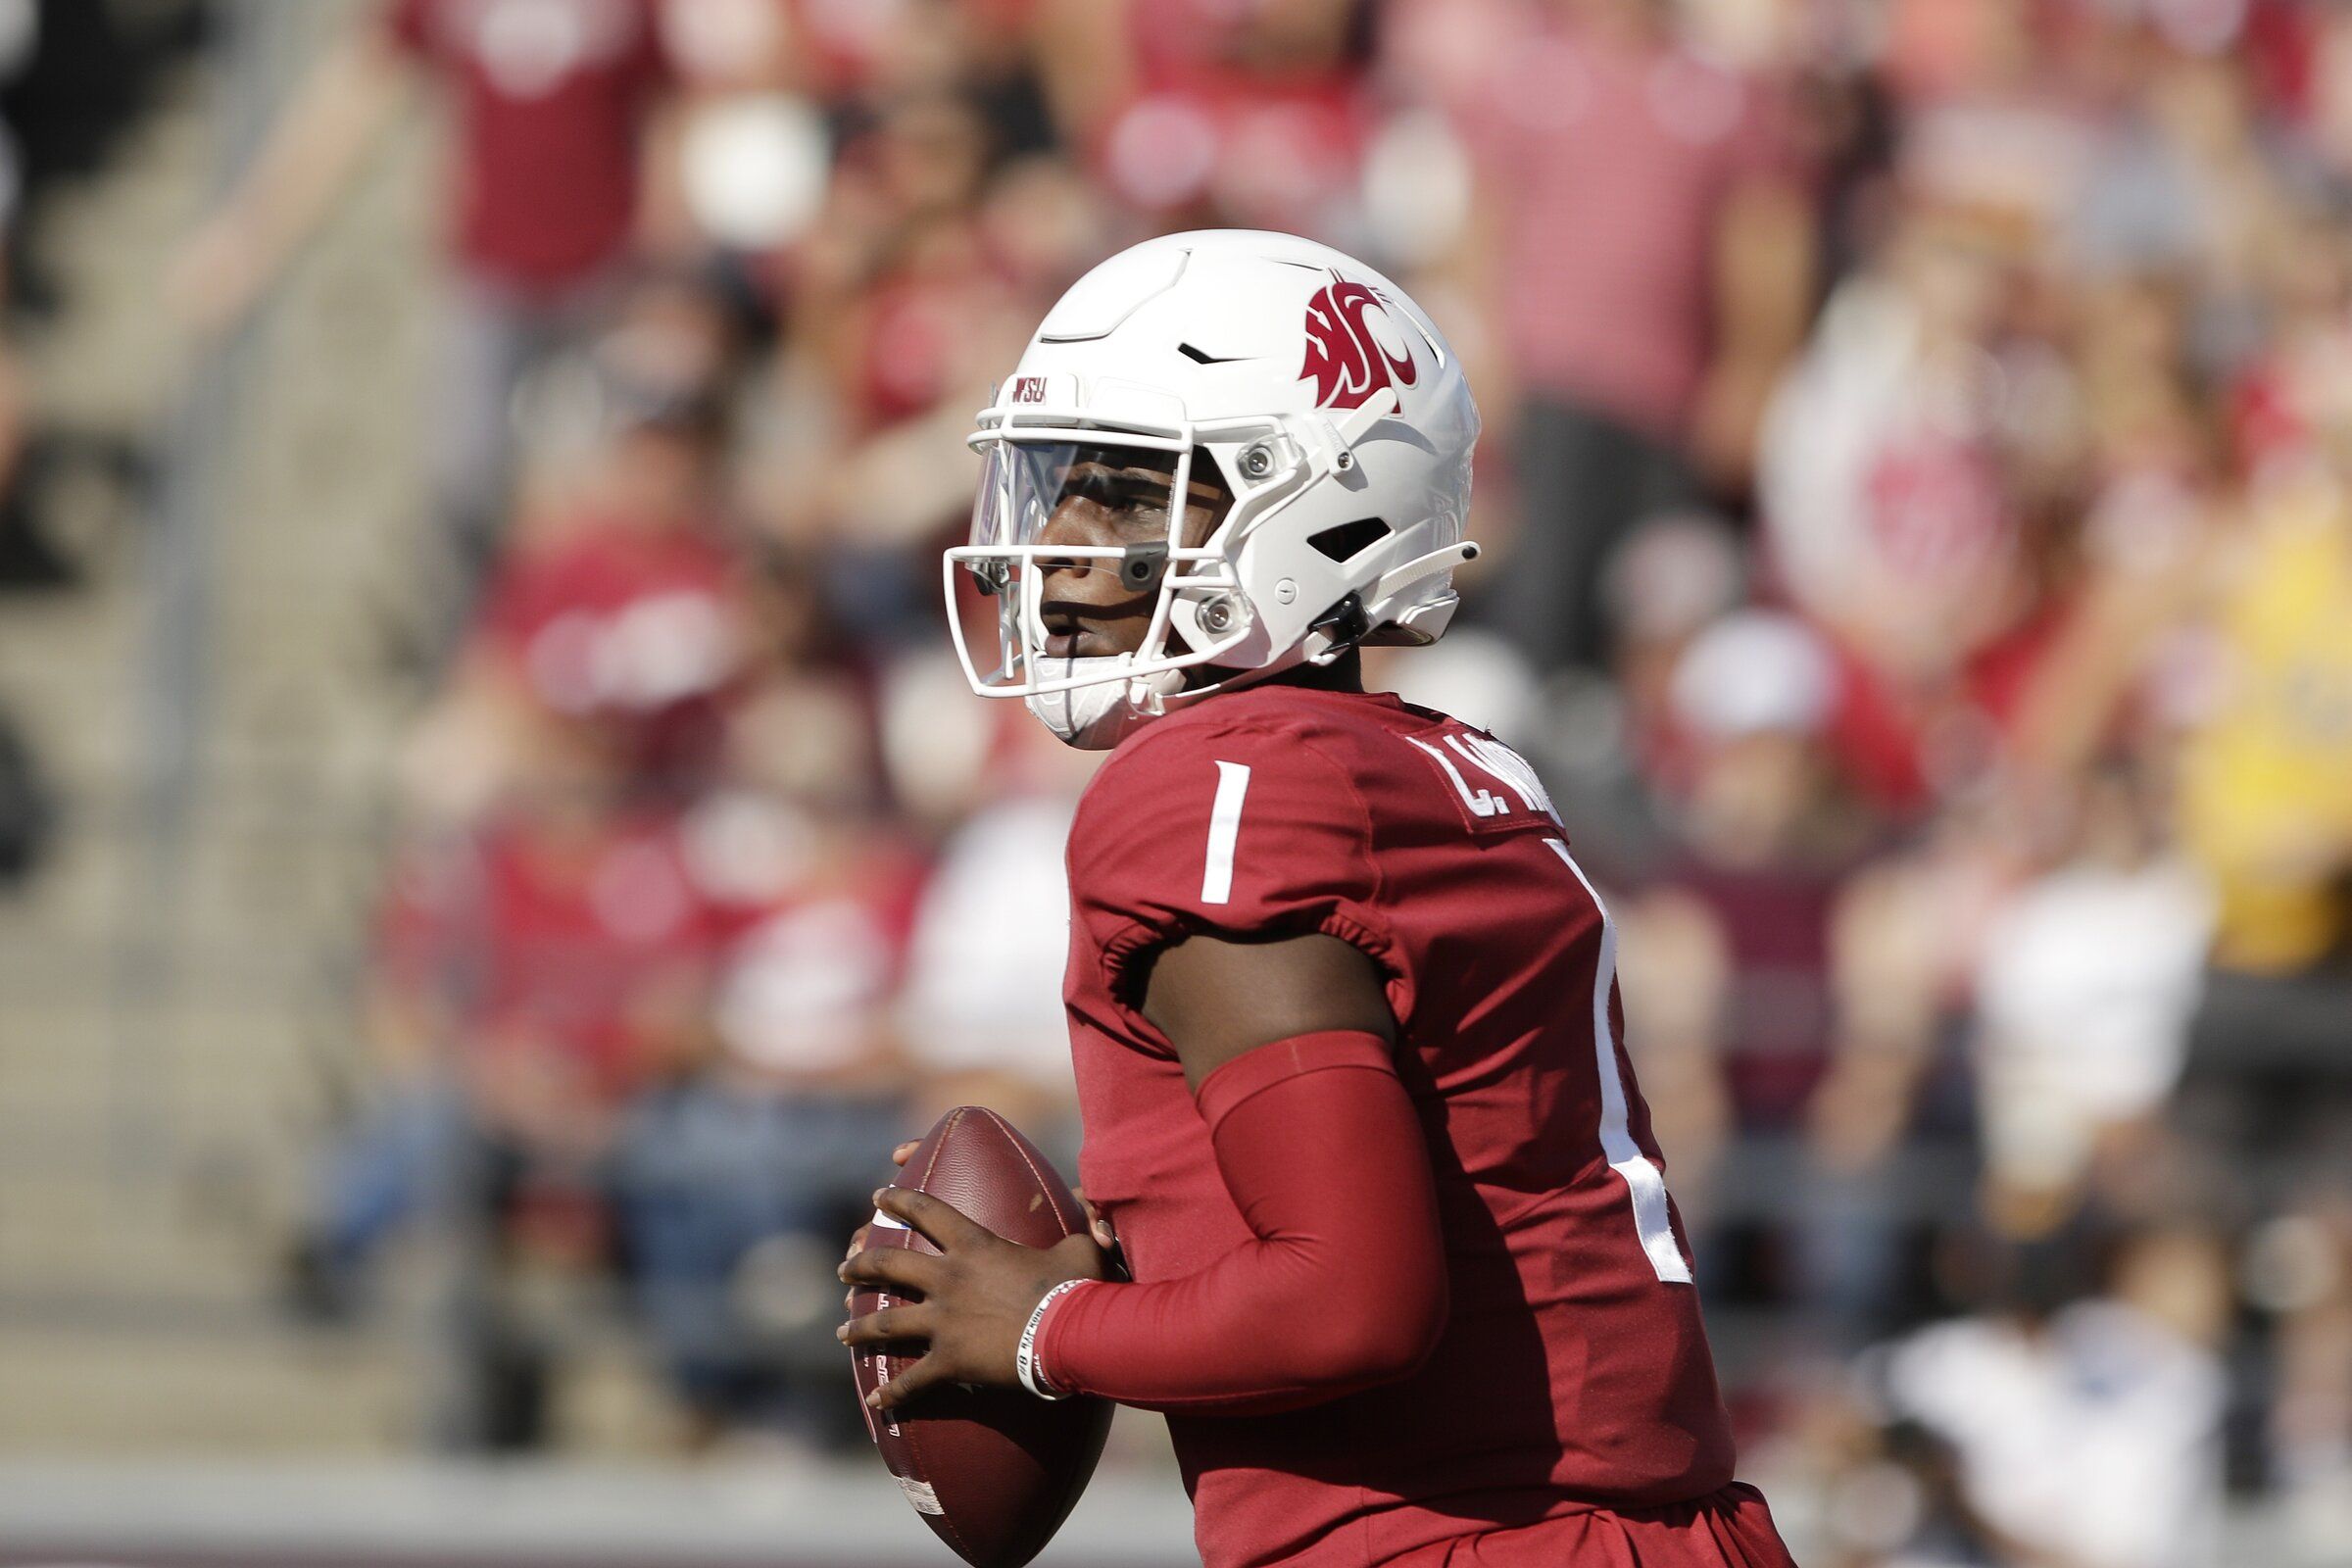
[{"x1": 1024, "y1": 656, "x2": 1187, "y2": 750}]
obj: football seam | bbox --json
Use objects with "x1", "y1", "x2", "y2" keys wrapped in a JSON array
[
  {"x1": 981, "y1": 1108, "x2": 1080, "y2": 1240},
  {"x1": 915, "y1": 1106, "x2": 964, "y2": 1210}
]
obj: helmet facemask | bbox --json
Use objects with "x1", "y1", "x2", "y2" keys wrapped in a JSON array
[{"x1": 947, "y1": 411, "x2": 1315, "y2": 747}]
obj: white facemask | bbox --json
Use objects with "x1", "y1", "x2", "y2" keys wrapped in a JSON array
[{"x1": 1023, "y1": 656, "x2": 1186, "y2": 750}]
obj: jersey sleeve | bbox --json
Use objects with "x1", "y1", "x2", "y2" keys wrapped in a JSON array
[{"x1": 1067, "y1": 720, "x2": 1391, "y2": 1007}]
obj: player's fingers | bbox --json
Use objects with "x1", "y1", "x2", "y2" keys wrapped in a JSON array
[
  {"x1": 841, "y1": 1231, "x2": 871, "y2": 1311},
  {"x1": 839, "y1": 1245, "x2": 945, "y2": 1297},
  {"x1": 838, "y1": 1302, "x2": 932, "y2": 1348},
  {"x1": 874, "y1": 1185, "x2": 992, "y2": 1252},
  {"x1": 891, "y1": 1140, "x2": 919, "y2": 1166},
  {"x1": 1074, "y1": 1188, "x2": 1116, "y2": 1250},
  {"x1": 869, "y1": 1350, "x2": 952, "y2": 1411}
]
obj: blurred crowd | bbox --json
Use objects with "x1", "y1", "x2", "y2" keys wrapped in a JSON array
[
  {"x1": 0, "y1": 0, "x2": 197, "y2": 882},
  {"x1": 132, "y1": 0, "x2": 2352, "y2": 1561}
]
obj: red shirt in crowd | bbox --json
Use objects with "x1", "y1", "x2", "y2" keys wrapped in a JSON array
[
  {"x1": 1094, "y1": 0, "x2": 1372, "y2": 229},
  {"x1": 1660, "y1": 856, "x2": 1846, "y2": 1130},
  {"x1": 377, "y1": 808, "x2": 718, "y2": 1102},
  {"x1": 1060, "y1": 685, "x2": 1737, "y2": 1567},
  {"x1": 1461, "y1": 16, "x2": 1790, "y2": 438},
  {"x1": 472, "y1": 514, "x2": 743, "y2": 776},
  {"x1": 385, "y1": 0, "x2": 671, "y2": 294}
]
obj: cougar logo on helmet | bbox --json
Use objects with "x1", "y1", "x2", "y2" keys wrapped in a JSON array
[{"x1": 1299, "y1": 277, "x2": 1420, "y2": 411}]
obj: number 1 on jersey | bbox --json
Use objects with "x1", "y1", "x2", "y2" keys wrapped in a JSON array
[{"x1": 1544, "y1": 837, "x2": 1693, "y2": 1286}]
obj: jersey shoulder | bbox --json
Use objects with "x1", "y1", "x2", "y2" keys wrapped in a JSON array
[
  {"x1": 1077, "y1": 685, "x2": 1557, "y2": 855},
  {"x1": 1073, "y1": 686, "x2": 1446, "y2": 854},
  {"x1": 1063, "y1": 687, "x2": 1569, "y2": 1013},
  {"x1": 1072, "y1": 688, "x2": 1373, "y2": 878},
  {"x1": 1065, "y1": 690, "x2": 1408, "y2": 984},
  {"x1": 1084, "y1": 684, "x2": 1378, "y2": 794}
]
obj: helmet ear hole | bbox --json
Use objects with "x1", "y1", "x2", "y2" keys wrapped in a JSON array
[{"x1": 1306, "y1": 517, "x2": 1393, "y2": 563}]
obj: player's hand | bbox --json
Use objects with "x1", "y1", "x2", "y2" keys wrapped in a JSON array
[
  {"x1": 837, "y1": 1185, "x2": 1109, "y2": 1411},
  {"x1": 840, "y1": 1142, "x2": 1117, "y2": 1263},
  {"x1": 842, "y1": 1140, "x2": 924, "y2": 1264}
]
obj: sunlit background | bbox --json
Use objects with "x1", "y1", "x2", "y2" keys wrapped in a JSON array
[{"x1": 0, "y1": 0, "x2": 2350, "y2": 1564}]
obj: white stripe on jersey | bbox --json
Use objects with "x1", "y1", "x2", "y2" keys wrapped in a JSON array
[
  {"x1": 1201, "y1": 760, "x2": 1251, "y2": 905},
  {"x1": 1545, "y1": 838, "x2": 1693, "y2": 1285}
]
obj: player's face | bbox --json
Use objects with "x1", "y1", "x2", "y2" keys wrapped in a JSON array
[{"x1": 1033, "y1": 446, "x2": 1231, "y2": 660}]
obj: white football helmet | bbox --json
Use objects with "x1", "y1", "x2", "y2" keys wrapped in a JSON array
[{"x1": 949, "y1": 228, "x2": 1482, "y2": 748}]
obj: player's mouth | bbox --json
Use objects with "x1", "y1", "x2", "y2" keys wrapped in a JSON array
[{"x1": 1040, "y1": 607, "x2": 1109, "y2": 661}]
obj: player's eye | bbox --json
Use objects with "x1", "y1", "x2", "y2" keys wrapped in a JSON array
[
  {"x1": 1061, "y1": 468, "x2": 1172, "y2": 531},
  {"x1": 1114, "y1": 482, "x2": 1173, "y2": 520}
]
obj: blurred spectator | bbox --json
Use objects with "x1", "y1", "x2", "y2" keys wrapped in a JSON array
[
  {"x1": 1757, "y1": 193, "x2": 2066, "y2": 817},
  {"x1": 171, "y1": 0, "x2": 679, "y2": 639},
  {"x1": 747, "y1": 89, "x2": 1045, "y2": 633},
  {"x1": 1037, "y1": 0, "x2": 1372, "y2": 233},
  {"x1": 1868, "y1": 1227, "x2": 2231, "y2": 1568},
  {"x1": 308, "y1": 702, "x2": 716, "y2": 1446},
  {"x1": 1621, "y1": 611, "x2": 1929, "y2": 1343},
  {"x1": 1621, "y1": 611, "x2": 1853, "y2": 1214},
  {"x1": 612, "y1": 796, "x2": 917, "y2": 1443},
  {"x1": 1432, "y1": 0, "x2": 1813, "y2": 672},
  {"x1": 2176, "y1": 462, "x2": 2352, "y2": 995},
  {"x1": 1972, "y1": 760, "x2": 2211, "y2": 1227},
  {"x1": 603, "y1": 564, "x2": 909, "y2": 1441},
  {"x1": 1488, "y1": 510, "x2": 1746, "y2": 886},
  {"x1": 479, "y1": 349, "x2": 744, "y2": 786},
  {"x1": 2170, "y1": 439, "x2": 2352, "y2": 1501},
  {"x1": 334, "y1": 709, "x2": 713, "y2": 1251},
  {"x1": 895, "y1": 724, "x2": 1097, "y2": 1152},
  {"x1": 397, "y1": 276, "x2": 754, "y2": 824}
]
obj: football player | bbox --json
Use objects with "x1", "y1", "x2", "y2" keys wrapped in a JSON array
[{"x1": 840, "y1": 231, "x2": 1795, "y2": 1567}]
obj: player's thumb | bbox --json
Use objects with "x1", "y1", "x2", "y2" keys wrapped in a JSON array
[{"x1": 1074, "y1": 1188, "x2": 1116, "y2": 1250}]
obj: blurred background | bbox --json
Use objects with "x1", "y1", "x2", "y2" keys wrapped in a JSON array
[{"x1": 0, "y1": 0, "x2": 2349, "y2": 1564}]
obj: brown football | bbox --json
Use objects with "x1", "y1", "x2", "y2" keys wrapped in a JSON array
[{"x1": 850, "y1": 1105, "x2": 1113, "y2": 1568}]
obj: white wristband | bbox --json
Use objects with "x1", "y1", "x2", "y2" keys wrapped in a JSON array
[{"x1": 1016, "y1": 1279, "x2": 1091, "y2": 1400}]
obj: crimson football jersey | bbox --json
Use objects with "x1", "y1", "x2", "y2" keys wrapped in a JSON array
[{"x1": 1063, "y1": 683, "x2": 1737, "y2": 1568}]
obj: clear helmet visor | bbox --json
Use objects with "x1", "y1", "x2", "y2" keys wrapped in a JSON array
[
  {"x1": 967, "y1": 437, "x2": 1222, "y2": 548},
  {"x1": 949, "y1": 437, "x2": 1238, "y2": 697}
]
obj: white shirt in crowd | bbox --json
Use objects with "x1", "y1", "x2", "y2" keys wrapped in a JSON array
[
  {"x1": 898, "y1": 793, "x2": 1080, "y2": 1094},
  {"x1": 1972, "y1": 858, "x2": 2213, "y2": 1194},
  {"x1": 1882, "y1": 1299, "x2": 2227, "y2": 1568}
]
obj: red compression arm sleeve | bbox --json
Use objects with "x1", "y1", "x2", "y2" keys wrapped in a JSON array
[{"x1": 1035, "y1": 1030, "x2": 1447, "y2": 1414}]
